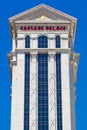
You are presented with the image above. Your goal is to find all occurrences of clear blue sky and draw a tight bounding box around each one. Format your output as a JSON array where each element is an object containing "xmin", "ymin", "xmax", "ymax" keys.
[{"xmin": 0, "ymin": 0, "xmax": 87, "ymax": 130}]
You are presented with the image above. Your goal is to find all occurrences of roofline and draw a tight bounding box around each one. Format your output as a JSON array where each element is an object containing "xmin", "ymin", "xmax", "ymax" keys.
[
  {"xmin": 9, "ymin": 4, "xmax": 77, "ymax": 22},
  {"xmin": 14, "ymin": 20, "xmax": 71, "ymax": 24}
]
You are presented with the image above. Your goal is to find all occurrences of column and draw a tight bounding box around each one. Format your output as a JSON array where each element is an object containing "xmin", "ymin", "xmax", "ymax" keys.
[
  {"xmin": 48, "ymin": 35, "xmax": 55, "ymax": 48},
  {"xmin": 17, "ymin": 37, "xmax": 25, "ymax": 49},
  {"xmin": 61, "ymin": 53, "xmax": 71, "ymax": 130},
  {"xmin": 30, "ymin": 34, "xmax": 38, "ymax": 48},
  {"xmin": 61, "ymin": 34, "xmax": 69, "ymax": 48},
  {"xmin": 30, "ymin": 52, "xmax": 38, "ymax": 130},
  {"xmin": 48, "ymin": 51, "xmax": 57, "ymax": 130},
  {"xmin": 12, "ymin": 33, "xmax": 16, "ymax": 52},
  {"xmin": 69, "ymin": 60, "xmax": 76, "ymax": 130}
]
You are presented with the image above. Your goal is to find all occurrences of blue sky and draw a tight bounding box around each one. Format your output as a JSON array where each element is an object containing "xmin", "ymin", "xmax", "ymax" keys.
[{"xmin": 0, "ymin": 0, "xmax": 87, "ymax": 130}]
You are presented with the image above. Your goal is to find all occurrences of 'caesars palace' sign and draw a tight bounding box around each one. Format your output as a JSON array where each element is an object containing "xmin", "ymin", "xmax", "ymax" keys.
[{"xmin": 20, "ymin": 26, "xmax": 66, "ymax": 31}]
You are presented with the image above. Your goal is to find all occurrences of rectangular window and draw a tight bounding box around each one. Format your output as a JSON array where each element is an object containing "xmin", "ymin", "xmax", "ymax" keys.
[
  {"xmin": 24, "ymin": 54, "xmax": 30, "ymax": 130},
  {"xmin": 38, "ymin": 54, "xmax": 48, "ymax": 130},
  {"xmin": 56, "ymin": 54, "xmax": 62, "ymax": 130}
]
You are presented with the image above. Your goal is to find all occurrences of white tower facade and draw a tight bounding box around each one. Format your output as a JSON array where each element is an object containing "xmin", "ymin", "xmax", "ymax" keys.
[{"xmin": 8, "ymin": 4, "xmax": 79, "ymax": 130}]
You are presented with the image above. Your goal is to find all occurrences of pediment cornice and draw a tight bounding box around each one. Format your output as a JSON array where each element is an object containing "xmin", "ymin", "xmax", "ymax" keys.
[{"xmin": 9, "ymin": 4, "xmax": 77, "ymax": 22}]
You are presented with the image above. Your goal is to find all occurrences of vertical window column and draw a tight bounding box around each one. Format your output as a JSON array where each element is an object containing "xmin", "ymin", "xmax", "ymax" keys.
[
  {"xmin": 56, "ymin": 54, "xmax": 62, "ymax": 130},
  {"xmin": 56, "ymin": 36, "xmax": 60, "ymax": 48},
  {"xmin": 25, "ymin": 36, "xmax": 30, "ymax": 48},
  {"xmin": 24, "ymin": 54, "xmax": 30, "ymax": 130},
  {"xmin": 38, "ymin": 36, "xmax": 48, "ymax": 48},
  {"xmin": 38, "ymin": 54, "xmax": 48, "ymax": 130}
]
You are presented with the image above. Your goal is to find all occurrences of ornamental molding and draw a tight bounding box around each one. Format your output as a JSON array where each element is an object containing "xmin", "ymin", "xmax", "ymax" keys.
[
  {"xmin": 30, "ymin": 52, "xmax": 38, "ymax": 62},
  {"xmin": 31, "ymin": 73, "xmax": 37, "ymax": 85},
  {"xmin": 9, "ymin": 4, "xmax": 77, "ymax": 22},
  {"xmin": 12, "ymin": 32, "xmax": 16, "ymax": 38},
  {"xmin": 31, "ymin": 88, "xmax": 37, "ymax": 97},
  {"xmin": 49, "ymin": 73, "xmax": 55, "ymax": 80},
  {"xmin": 30, "ymin": 119, "xmax": 37, "ymax": 127},
  {"xmin": 50, "ymin": 119, "xmax": 56, "ymax": 126},
  {"xmin": 48, "ymin": 51, "xmax": 56, "ymax": 62}
]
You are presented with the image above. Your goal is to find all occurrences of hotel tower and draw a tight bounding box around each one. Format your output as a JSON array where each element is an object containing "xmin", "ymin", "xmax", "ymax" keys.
[{"xmin": 8, "ymin": 4, "xmax": 79, "ymax": 130}]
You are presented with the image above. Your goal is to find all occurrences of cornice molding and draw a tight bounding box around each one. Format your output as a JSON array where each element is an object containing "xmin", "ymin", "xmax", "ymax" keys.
[
  {"xmin": 15, "ymin": 48, "xmax": 71, "ymax": 54},
  {"xmin": 9, "ymin": 4, "xmax": 77, "ymax": 22}
]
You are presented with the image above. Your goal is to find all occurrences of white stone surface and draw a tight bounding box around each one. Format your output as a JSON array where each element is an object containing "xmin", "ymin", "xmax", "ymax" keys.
[
  {"xmin": 61, "ymin": 53, "xmax": 72, "ymax": 130},
  {"xmin": 48, "ymin": 38, "xmax": 55, "ymax": 48},
  {"xmin": 30, "ymin": 52, "xmax": 38, "ymax": 130},
  {"xmin": 12, "ymin": 38, "xmax": 16, "ymax": 51},
  {"xmin": 17, "ymin": 38, "xmax": 25, "ymax": 49},
  {"xmin": 61, "ymin": 39, "xmax": 68, "ymax": 48},
  {"xmin": 11, "ymin": 53, "xmax": 25, "ymax": 130},
  {"xmin": 48, "ymin": 52, "xmax": 57, "ymax": 130},
  {"xmin": 69, "ymin": 63, "xmax": 76, "ymax": 130},
  {"xmin": 30, "ymin": 38, "xmax": 38, "ymax": 48},
  {"xmin": 61, "ymin": 34, "xmax": 69, "ymax": 48}
]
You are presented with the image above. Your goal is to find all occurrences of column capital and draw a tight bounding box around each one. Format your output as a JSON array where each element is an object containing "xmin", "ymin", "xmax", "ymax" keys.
[
  {"xmin": 48, "ymin": 51, "xmax": 56, "ymax": 62},
  {"xmin": 30, "ymin": 51, "xmax": 38, "ymax": 62}
]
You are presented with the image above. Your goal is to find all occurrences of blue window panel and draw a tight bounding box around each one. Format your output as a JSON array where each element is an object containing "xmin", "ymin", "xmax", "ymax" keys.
[
  {"xmin": 24, "ymin": 54, "xmax": 30, "ymax": 130},
  {"xmin": 38, "ymin": 36, "xmax": 48, "ymax": 48},
  {"xmin": 56, "ymin": 36, "xmax": 60, "ymax": 48},
  {"xmin": 56, "ymin": 54, "xmax": 62, "ymax": 130},
  {"xmin": 25, "ymin": 36, "xmax": 30, "ymax": 48},
  {"xmin": 38, "ymin": 54, "xmax": 48, "ymax": 130}
]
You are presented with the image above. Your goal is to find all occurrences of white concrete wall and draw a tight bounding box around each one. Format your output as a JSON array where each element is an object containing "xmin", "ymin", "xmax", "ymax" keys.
[
  {"xmin": 61, "ymin": 53, "xmax": 71, "ymax": 130},
  {"xmin": 69, "ymin": 63, "xmax": 76, "ymax": 130},
  {"xmin": 11, "ymin": 53, "xmax": 25, "ymax": 130}
]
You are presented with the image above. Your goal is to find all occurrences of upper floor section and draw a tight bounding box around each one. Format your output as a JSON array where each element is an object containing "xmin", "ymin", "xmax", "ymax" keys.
[
  {"xmin": 8, "ymin": 4, "xmax": 77, "ymax": 52},
  {"xmin": 8, "ymin": 4, "xmax": 80, "ymax": 83}
]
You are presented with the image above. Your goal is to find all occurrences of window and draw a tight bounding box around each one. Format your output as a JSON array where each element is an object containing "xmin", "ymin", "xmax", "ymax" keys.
[
  {"xmin": 24, "ymin": 54, "xmax": 30, "ymax": 130},
  {"xmin": 25, "ymin": 36, "xmax": 30, "ymax": 48},
  {"xmin": 56, "ymin": 36, "xmax": 60, "ymax": 48},
  {"xmin": 56, "ymin": 54, "xmax": 62, "ymax": 130},
  {"xmin": 38, "ymin": 36, "xmax": 48, "ymax": 48},
  {"xmin": 38, "ymin": 54, "xmax": 48, "ymax": 130}
]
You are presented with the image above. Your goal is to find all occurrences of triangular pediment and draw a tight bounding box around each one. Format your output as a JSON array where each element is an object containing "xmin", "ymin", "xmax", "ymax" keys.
[{"xmin": 9, "ymin": 4, "xmax": 77, "ymax": 23}]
